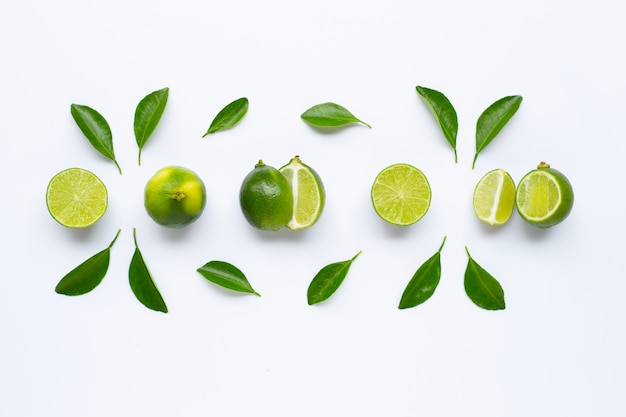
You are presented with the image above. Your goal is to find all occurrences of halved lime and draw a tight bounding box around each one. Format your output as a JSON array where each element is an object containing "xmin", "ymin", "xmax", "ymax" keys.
[
  {"xmin": 46, "ymin": 168, "xmax": 108, "ymax": 228},
  {"xmin": 371, "ymin": 163, "xmax": 431, "ymax": 226},
  {"xmin": 515, "ymin": 162, "xmax": 574, "ymax": 229},
  {"xmin": 472, "ymin": 168, "xmax": 515, "ymax": 226},
  {"xmin": 279, "ymin": 155, "xmax": 325, "ymax": 230}
]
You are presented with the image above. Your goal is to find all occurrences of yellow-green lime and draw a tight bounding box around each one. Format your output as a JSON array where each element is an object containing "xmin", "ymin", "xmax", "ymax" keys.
[
  {"xmin": 144, "ymin": 166, "xmax": 206, "ymax": 228},
  {"xmin": 371, "ymin": 163, "xmax": 431, "ymax": 226},
  {"xmin": 46, "ymin": 167, "xmax": 108, "ymax": 228},
  {"xmin": 239, "ymin": 160, "xmax": 293, "ymax": 231},
  {"xmin": 279, "ymin": 155, "xmax": 325, "ymax": 230},
  {"xmin": 515, "ymin": 162, "xmax": 574, "ymax": 229},
  {"xmin": 473, "ymin": 168, "xmax": 516, "ymax": 226}
]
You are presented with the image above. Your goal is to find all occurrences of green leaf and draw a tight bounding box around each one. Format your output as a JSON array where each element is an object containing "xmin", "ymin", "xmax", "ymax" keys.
[
  {"xmin": 301, "ymin": 102, "xmax": 371, "ymax": 128},
  {"xmin": 416, "ymin": 86, "xmax": 458, "ymax": 163},
  {"xmin": 473, "ymin": 95, "xmax": 523, "ymax": 169},
  {"xmin": 134, "ymin": 87, "xmax": 169, "ymax": 165},
  {"xmin": 70, "ymin": 103, "xmax": 122, "ymax": 174},
  {"xmin": 307, "ymin": 251, "xmax": 361, "ymax": 305},
  {"xmin": 202, "ymin": 97, "xmax": 249, "ymax": 136},
  {"xmin": 129, "ymin": 228, "xmax": 168, "ymax": 313},
  {"xmin": 464, "ymin": 247, "xmax": 505, "ymax": 310},
  {"xmin": 55, "ymin": 229, "xmax": 121, "ymax": 296},
  {"xmin": 197, "ymin": 260, "xmax": 260, "ymax": 296},
  {"xmin": 398, "ymin": 236, "xmax": 446, "ymax": 309}
]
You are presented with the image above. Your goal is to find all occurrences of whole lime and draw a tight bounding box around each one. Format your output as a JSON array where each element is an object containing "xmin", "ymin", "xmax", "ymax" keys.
[
  {"xmin": 239, "ymin": 160, "xmax": 293, "ymax": 231},
  {"xmin": 144, "ymin": 166, "xmax": 206, "ymax": 228}
]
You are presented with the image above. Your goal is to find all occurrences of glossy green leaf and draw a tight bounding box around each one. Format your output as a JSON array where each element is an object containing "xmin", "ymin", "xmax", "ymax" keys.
[
  {"xmin": 70, "ymin": 103, "xmax": 121, "ymax": 174},
  {"xmin": 301, "ymin": 102, "xmax": 371, "ymax": 128},
  {"xmin": 473, "ymin": 95, "xmax": 523, "ymax": 169},
  {"xmin": 416, "ymin": 86, "xmax": 458, "ymax": 163},
  {"xmin": 307, "ymin": 251, "xmax": 361, "ymax": 305},
  {"xmin": 464, "ymin": 247, "xmax": 505, "ymax": 310},
  {"xmin": 55, "ymin": 229, "xmax": 121, "ymax": 296},
  {"xmin": 398, "ymin": 236, "xmax": 446, "ymax": 309},
  {"xmin": 129, "ymin": 228, "xmax": 168, "ymax": 313},
  {"xmin": 202, "ymin": 97, "xmax": 249, "ymax": 136},
  {"xmin": 197, "ymin": 260, "xmax": 260, "ymax": 296},
  {"xmin": 134, "ymin": 87, "xmax": 169, "ymax": 165}
]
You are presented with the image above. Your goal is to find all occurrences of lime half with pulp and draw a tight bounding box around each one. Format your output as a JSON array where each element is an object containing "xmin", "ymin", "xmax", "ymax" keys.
[
  {"xmin": 46, "ymin": 168, "xmax": 108, "ymax": 228},
  {"xmin": 515, "ymin": 162, "xmax": 574, "ymax": 228},
  {"xmin": 371, "ymin": 163, "xmax": 431, "ymax": 226},
  {"xmin": 473, "ymin": 168, "xmax": 515, "ymax": 226},
  {"xmin": 279, "ymin": 155, "xmax": 325, "ymax": 230}
]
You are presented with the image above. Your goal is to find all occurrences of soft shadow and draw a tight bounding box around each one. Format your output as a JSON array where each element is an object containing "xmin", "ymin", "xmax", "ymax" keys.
[
  {"xmin": 475, "ymin": 221, "xmax": 511, "ymax": 237},
  {"xmin": 375, "ymin": 217, "xmax": 421, "ymax": 239},
  {"xmin": 64, "ymin": 223, "xmax": 102, "ymax": 245},
  {"xmin": 155, "ymin": 223, "xmax": 198, "ymax": 243},
  {"xmin": 250, "ymin": 227, "xmax": 309, "ymax": 244},
  {"xmin": 305, "ymin": 124, "xmax": 367, "ymax": 136},
  {"xmin": 520, "ymin": 223, "xmax": 554, "ymax": 241}
]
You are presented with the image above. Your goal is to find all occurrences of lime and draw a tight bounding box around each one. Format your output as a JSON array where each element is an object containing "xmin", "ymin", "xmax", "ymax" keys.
[
  {"xmin": 472, "ymin": 168, "xmax": 515, "ymax": 226},
  {"xmin": 279, "ymin": 155, "xmax": 325, "ymax": 230},
  {"xmin": 515, "ymin": 162, "xmax": 574, "ymax": 228},
  {"xmin": 371, "ymin": 163, "xmax": 431, "ymax": 226},
  {"xmin": 144, "ymin": 166, "xmax": 206, "ymax": 228},
  {"xmin": 239, "ymin": 160, "xmax": 293, "ymax": 231},
  {"xmin": 46, "ymin": 168, "xmax": 108, "ymax": 228}
]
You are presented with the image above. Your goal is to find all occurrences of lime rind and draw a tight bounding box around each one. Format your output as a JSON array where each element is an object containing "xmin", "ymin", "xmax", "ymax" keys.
[
  {"xmin": 371, "ymin": 163, "xmax": 431, "ymax": 226},
  {"xmin": 240, "ymin": 162, "xmax": 294, "ymax": 231},
  {"xmin": 46, "ymin": 168, "xmax": 108, "ymax": 228}
]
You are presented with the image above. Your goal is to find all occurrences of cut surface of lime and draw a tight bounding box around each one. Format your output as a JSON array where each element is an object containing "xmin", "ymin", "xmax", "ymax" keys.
[
  {"xmin": 473, "ymin": 168, "xmax": 515, "ymax": 226},
  {"xmin": 279, "ymin": 156, "xmax": 325, "ymax": 230},
  {"xmin": 46, "ymin": 168, "xmax": 108, "ymax": 228},
  {"xmin": 515, "ymin": 162, "xmax": 574, "ymax": 229},
  {"xmin": 371, "ymin": 163, "xmax": 431, "ymax": 226}
]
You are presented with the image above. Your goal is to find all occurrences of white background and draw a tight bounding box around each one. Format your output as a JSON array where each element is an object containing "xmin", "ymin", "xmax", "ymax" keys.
[{"xmin": 2, "ymin": 0, "xmax": 625, "ymax": 415}]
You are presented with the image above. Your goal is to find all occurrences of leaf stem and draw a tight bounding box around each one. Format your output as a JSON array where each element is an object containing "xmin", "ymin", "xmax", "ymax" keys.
[
  {"xmin": 471, "ymin": 153, "xmax": 478, "ymax": 169},
  {"xmin": 114, "ymin": 159, "xmax": 122, "ymax": 174},
  {"xmin": 108, "ymin": 229, "xmax": 122, "ymax": 249},
  {"xmin": 352, "ymin": 250, "xmax": 363, "ymax": 261},
  {"xmin": 465, "ymin": 246, "xmax": 471, "ymax": 257},
  {"xmin": 438, "ymin": 236, "xmax": 447, "ymax": 253},
  {"xmin": 133, "ymin": 227, "xmax": 138, "ymax": 248}
]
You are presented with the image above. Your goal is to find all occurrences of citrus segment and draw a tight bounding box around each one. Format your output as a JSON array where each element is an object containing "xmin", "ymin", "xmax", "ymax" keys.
[
  {"xmin": 46, "ymin": 168, "xmax": 108, "ymax": 228},
  {"xmin": 472, "ymin": 168, "xmax": 515, "ymax": 226},
  {"xmin": 515, "ymin": 162, "xmax": 574, "ymax": 229},
  {"xmin": 371, "ymin": 163, "xmax": 431, "ymax": 226},
  {"xmin": 279, "ymin": 156, "xmax": 325, "ymax": 230}
]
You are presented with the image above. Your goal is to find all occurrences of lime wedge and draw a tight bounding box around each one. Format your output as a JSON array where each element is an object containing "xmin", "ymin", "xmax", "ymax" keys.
[
  {"xmin": 515, "ymin": 162, "xmax": 574, "ymax": 228},
  {"xmin": 46, "ymin": 168, "xmax": 108, "ymax": 228},
  {"xmin": 371, "ymin": 163, "xmax": 431, "ymax": 226},
  {"xmin": 279, "ymin": 156, "xmax": 325, "ymax": 230},
  {"xmin": 472, "ymin": 168, "xmax": 515, "ymax": 226}
]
